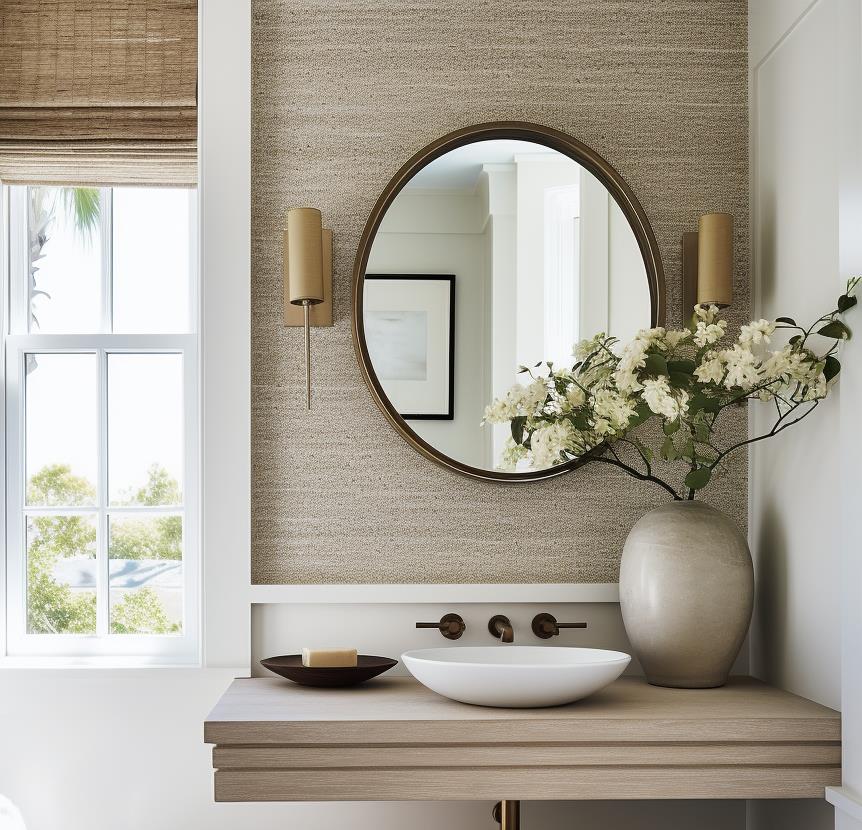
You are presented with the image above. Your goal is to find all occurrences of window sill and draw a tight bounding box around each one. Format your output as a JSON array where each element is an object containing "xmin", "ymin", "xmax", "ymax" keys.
[{"xmin": 0, "ymin": 655, "xmax": 204, "ymax": 671}]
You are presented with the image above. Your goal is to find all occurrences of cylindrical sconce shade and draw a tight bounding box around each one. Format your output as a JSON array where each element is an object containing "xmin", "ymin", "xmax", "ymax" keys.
[
  {"xmin": 697, "ymin": 212, "xmax": 733, "ymax": 307},
  {"xmin": 286, "ymin": 207, "xmax": 324, "ymax": 305}
]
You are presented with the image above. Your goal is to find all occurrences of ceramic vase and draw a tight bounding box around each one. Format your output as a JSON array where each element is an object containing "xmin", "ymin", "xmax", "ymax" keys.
[{"xmin": 619, "ymin": 500, "xmax": 753, "ymax": 688}]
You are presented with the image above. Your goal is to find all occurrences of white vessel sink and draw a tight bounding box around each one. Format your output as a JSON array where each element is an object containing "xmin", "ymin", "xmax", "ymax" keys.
[{"xmin": 401, "ymin": 646, "xmax": 630, "ymax": 708}]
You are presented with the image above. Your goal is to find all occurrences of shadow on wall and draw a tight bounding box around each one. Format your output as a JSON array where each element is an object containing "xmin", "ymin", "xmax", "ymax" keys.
[
  {"xmin": 759, "ymin": 180, "xmax": 776, "ymax": 301},
  {"xmin": 528, "ymin": 799, "xmax": 743, "ymax": 829},
  {"xmin": 752, "ymin": 498, "xmax": 788, "ymax": 685},
  {"xmin": 747, "ymin": 798, "xmax": 835, "ymax": 830}
]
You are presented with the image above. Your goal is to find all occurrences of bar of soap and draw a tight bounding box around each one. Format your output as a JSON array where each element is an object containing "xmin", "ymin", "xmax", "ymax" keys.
[{"xmin": 301, "ymin": 648, "xmax": 358, "ymax": 668}]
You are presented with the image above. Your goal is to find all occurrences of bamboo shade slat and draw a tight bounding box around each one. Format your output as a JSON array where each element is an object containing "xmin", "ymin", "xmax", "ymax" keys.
[{"xmin": 0, "ymin": 1, "xmax": 197, "ymax": 185}]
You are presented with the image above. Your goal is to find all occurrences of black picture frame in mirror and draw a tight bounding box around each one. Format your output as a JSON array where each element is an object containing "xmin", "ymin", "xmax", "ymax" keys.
[{"xmin": 364, "ymin": 274, "xmax": 455, "ymax": 421}]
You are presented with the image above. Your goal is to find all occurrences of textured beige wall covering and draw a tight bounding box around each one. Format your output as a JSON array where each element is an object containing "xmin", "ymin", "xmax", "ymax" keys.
[{"xmin": 251, "ymin": 0, "xmax": 750, "ymax": 584}]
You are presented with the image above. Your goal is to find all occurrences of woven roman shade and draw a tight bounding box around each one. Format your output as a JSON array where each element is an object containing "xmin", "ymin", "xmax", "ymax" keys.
[{"xmin": 0, "ymin": 1, "xmax": 197, "ymax": 186}]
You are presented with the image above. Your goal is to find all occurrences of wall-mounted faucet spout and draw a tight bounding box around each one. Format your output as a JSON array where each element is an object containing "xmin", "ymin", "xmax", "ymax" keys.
[{"xmin": 488, "ymin": 615, "xmax": 514, "ymax": 643}]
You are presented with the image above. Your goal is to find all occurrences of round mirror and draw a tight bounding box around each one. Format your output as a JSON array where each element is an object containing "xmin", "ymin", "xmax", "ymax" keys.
[{"xmin": 353, "ymin": 123, "xmax": 665, "ymax": 481}]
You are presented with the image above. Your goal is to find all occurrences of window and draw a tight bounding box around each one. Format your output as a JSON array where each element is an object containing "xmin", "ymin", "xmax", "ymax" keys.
[{"xmin": 2, "ymin": 185, "xmax": 198, "ymax": 662}]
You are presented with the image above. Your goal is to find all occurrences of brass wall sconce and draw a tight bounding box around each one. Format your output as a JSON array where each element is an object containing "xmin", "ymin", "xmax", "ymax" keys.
[
  {"xmin": 283, "ymin": 207, "xmax": 334, "ymax": 409},
  {"xmin": 682, "ymin": 212, "xmax": 734, "ymax": 322}
]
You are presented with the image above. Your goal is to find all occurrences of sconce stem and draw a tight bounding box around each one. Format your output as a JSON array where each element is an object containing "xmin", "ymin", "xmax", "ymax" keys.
[{"xmin": 304, "ymin": 300, "xmax": 312, "ymax": 410}]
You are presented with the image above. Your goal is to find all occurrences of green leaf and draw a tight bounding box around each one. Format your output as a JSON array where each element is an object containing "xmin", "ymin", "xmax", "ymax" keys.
[
  {"xmin": 663, "ymin": 419, "xmax": 680, "ymax": 436},
  {"xmin": 572, "ymin": 411, "xmax": 591, "ymax": 431},
  {"xmin": 694, "ymin": 423, "xmax": 711, "ymax": 443},
  {"xmin": 838, "ymin": 294, "xmax": 858, "ymax": 313},
  {"xmin": 691, "ymin": 394, "xmax": 721, "ymax": 414},
  {"xmin": 510, "ymin": 416, "xmax": 527, "ymax": 444},
  {"xmin": 817, "ymin": 320, "xmax": 852, "ymax": 340},
  {"xmin": 680, "ymin": 439, "xmax": 696, "ymax": 462},
  {"xmin": 627, "ymin": 402, "xmax": 653, "ymax": 428},
  {"xmin": 644, "ymin": 353, "xmax": 668, "ymax": 376},
  {"xmin": 631, "ymin": 438, "xmax": 654, "ymax": 464},
  {"xmin": 789, "ymin": 334, "xmax": 802, "ymax": 345},
  {"xmin": 824, "ymin": 355, "xmax": 841, "ymax": 381},
  {"xmin": 687, "ymin": 393, "xmax": 707, "ymax": 416},
  {"xmin": 667, "ymin": 359, "xmax": 697, "ymax": 375},
  {"xmin": 661, "ymin": 436, "xmax": 678, "ymax": 462},
  {"xmin": 684, "ymin": 466, "xmax": 712, "ymax": 491},
  {"xmin": 669, "ymin": 371, "xmax": 692, "ymax": 390},
  {"xmin": 775, "ymin": 316, "xmax": 796, "ymax": 325}
]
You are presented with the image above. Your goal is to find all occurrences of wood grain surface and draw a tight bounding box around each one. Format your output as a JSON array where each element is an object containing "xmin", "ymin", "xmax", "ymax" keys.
[{"xmin": 205, "ymin": 676, "xmax": 840, "ymax": 801}]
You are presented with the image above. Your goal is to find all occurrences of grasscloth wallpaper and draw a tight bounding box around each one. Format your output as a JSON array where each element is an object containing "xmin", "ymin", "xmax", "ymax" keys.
[{"xmin": 251, "ymin": 0, "xmax": 749, "ymax": 584}]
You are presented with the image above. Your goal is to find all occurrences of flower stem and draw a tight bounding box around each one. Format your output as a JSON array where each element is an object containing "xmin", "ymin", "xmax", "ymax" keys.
[{"xmin": 591, "ymin": 455, "xmax": 681, "ymax": 500}]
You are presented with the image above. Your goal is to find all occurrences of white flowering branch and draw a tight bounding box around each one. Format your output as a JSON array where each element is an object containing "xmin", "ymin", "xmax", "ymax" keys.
[{"xmin": 483, "ymin": 278, "xmax": 859, "ymax": 499}]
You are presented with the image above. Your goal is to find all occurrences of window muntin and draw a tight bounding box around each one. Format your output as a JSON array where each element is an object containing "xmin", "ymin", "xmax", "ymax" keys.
[{"xmin": 3, "ymin": 185, "xmax": 199, "ymax": 661}]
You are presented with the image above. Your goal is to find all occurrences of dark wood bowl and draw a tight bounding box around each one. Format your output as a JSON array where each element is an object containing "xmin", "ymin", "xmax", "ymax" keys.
[{"xmin": 260, "ymin": 655, "xmax": 398, "ymax": 688}]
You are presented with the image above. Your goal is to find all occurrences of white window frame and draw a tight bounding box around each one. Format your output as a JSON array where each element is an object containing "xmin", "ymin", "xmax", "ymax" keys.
[{"xmin": 1, "ymin": 184, "xmax": 200, "ymax": 664}]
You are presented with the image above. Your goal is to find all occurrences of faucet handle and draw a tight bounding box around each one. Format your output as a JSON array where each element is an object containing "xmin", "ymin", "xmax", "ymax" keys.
[
  {"xmin": 416, "ymin": 613, "xmax": 466, "ymax": 640},
  {"xmin": 532, "ymin": 612, "xmax": 587, "ymax": 639}
]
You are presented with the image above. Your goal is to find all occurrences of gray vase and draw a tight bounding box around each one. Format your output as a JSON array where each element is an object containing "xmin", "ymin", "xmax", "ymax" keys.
[{"xmin": 619, "ymin": 500, "xmax": 753, "ymax": 688}]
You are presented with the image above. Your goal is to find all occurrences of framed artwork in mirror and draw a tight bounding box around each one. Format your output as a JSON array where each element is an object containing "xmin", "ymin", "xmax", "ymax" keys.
[{"xmin": 363, "ymin": 274, "xmax": 455, "ymax": 420}]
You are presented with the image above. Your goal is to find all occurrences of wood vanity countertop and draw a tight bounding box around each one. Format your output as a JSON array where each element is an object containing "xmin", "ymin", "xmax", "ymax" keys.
[{"xmin": 204, "ymin": 676, "xmax": 840, "ymax": 802}]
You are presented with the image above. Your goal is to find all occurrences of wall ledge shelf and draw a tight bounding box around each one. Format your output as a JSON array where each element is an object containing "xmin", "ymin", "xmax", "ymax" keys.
[
  {"xmin": 248, "ymin": 583, "xmax": 620, "ymax": 604},
  {"xmin": 205, "ymin": 675, "xmax": 840, "ymax": 802}
]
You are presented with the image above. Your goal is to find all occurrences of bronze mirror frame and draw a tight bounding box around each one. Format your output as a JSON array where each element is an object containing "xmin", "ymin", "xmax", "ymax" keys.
[{"xmin": 352, "ymin": 121, "xmax": 666, "ymax": 483}]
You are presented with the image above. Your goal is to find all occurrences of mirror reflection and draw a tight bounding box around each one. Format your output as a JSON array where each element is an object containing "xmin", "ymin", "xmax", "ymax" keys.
[{"xmin": 363, "ymin": 138, "xmax": 652, "ymax": 473}]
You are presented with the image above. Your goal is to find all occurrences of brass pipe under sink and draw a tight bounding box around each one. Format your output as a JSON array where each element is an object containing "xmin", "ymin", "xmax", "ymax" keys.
[{"xmin": 492, "ymin": 800, "xmax": 521, "ymax": 829}]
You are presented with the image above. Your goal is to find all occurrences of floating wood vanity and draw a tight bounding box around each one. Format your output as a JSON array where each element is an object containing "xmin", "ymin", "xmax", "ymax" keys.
[{"xmin": 205, "ymin": 676, "xmax": 840, "ymax": 806}]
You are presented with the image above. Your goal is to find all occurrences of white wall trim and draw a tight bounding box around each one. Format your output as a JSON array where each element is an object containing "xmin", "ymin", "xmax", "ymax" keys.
[
  {"xmin": 837, "ymin": 0, "xmax": 862, "ymax": 811},
  {"xmin": 752, "ymin": 0, "xmax": 822, "ymax": 72},
  {"xmin": 199, "ymin": 0, "xmax": 252, "ymax": 669},
  {"xmin": 250, "ymin": 583, "xmax": 619, "ymax": 604},
  {"xmin": 827, "ymin": 788, "xmax": 862, "ymax": 824}
]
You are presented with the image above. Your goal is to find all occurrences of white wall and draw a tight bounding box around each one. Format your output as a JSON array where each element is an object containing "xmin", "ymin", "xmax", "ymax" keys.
[
  {"xmin": 749, "ymin": 0, "xmax": 842, "ymax": 711},
  {"xmin": 369, "ymin": 190, "xmax": 490, "ymax": 469},
  {"xmin": 608, "ymin": 199, "xmax": 651, "ymax": 343},
  {"xmin": 748, "ymin": 0, "xmax": 862, "ymax": 827}
]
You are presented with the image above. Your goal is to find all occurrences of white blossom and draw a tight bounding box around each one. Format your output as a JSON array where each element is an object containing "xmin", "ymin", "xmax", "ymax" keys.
[
  {"xmin": 694, "ymin": 304, "xmax": 721, "ymax": 324},
  {"xmin": 530, "ymin": 422, "xmax": 576, "ymax": 468},
  {"xmin": 642, "ymin": 377, "xmax": 684, "ymax": 420},
  {"xmin": 564, "ymin": 383, "xmax": 586, "ymax": 409},
  {"xmin": 739, "ymin": 319, "xmax": 776, "ymax": 345},
  {"xmin": 694, "ymin": 319, "xmax": 728, "ymax": 348},
  {"xmin": 721, "ymin": 344, "xmax": 759, "ymax": 390},
  {"xmin": 497, "ymin": 437, "xmax": 529, "ymax": 472},
  {"xmin": 613, "ymin": 335, "xmax": 652, "ymax": 393},
  {"xmin": 761, "ymin": 346, "xmax": 793, "ymax": 379},
  {"xmin": 574, "ymin": 333, "xmax": 606, "ymax": 360},
  {"xmin": 593, "ymin": 389, "xmax": 637, "ymax": 431},
  {"xmin": 665, "ymin": 329, "xmax": 691, "ymax": 350},
  {"xmin": 694, "ymin": 351, "xmax": 725, "ymax": 384}
]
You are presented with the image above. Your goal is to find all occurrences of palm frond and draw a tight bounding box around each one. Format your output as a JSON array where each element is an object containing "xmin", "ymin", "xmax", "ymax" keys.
[{"xmin": 60, "ymin": 187, "xmax": 101, "ymax": 241}]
